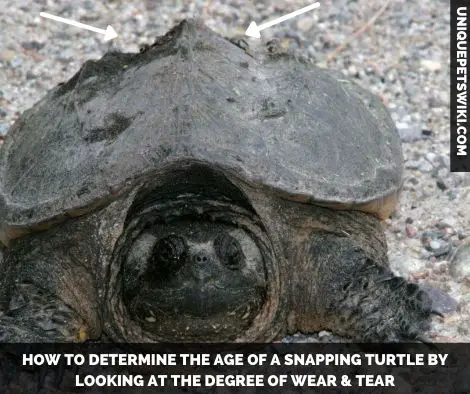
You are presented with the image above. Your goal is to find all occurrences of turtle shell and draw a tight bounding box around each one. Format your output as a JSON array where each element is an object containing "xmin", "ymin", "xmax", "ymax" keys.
[{"xmin": 0, "ymin": 19, "xmax": 402, "ymax": 244}]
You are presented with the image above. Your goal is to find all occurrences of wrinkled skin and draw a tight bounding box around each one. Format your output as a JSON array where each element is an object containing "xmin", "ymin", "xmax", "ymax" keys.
[{"xmin": 0, "ymin": 163, "xmax": 431, "ymax": 343}]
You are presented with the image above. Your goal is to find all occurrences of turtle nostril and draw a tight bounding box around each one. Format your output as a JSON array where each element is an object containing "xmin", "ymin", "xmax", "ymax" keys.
[{"xmin": 194, "ymin": 254, "xmax": 208, "ymax": 263}]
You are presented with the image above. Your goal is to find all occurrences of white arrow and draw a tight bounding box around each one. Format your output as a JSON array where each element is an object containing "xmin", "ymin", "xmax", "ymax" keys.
[
  {"xmin": 40, "ymin": 11, "xmax": 118, "ymax": 42},
  {"xmin": 245, "ymin": 2, "xmax": 320, "ymax": 38}
]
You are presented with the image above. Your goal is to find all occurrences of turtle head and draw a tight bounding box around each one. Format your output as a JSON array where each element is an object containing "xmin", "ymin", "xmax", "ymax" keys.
[
  {"xmin": 119, "ymin": 221, "xmax": 266, "ymax": 341},
  {"xmin": 105, "ymin": 163, "xmax": 278, "ymax": 342}
]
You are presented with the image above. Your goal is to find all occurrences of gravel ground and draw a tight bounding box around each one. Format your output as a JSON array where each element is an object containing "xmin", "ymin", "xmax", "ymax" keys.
[{"xmin": 0, "ymin": 0, "xmax": 468, "ymax": 342}]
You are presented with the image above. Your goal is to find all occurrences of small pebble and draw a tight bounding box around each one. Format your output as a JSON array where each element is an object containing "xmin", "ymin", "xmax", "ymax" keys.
[
  {"xmin": 425, "ymin": 152, "xmax": 437, "ymax": 164},
  {"xmin": 436, "ymin": 178, "xmax": 448, "ymax": 190},
  {"xmin": 428, "ymin": 91, "xmax": 448, "ymax": 108},
  {"xmin": 421, "ymin": 129, "xmax": 433, "ymax": 136},
  {"xmin": 0, "ymin": 50, "xmax": 16, "ymax": 63},
  {"xmin": 420, "ymin": 283, "xmax": 458, "ymax": 314},
  {"xmin": 405, "ymin": 160, "xmax": 421, "ymax": 170},
  {"xmin": 21, "ymin": 41, "xmax": 45, "ymax": 51},
  {"xmin": 420, "ymin": 59, "xmax": 442, "ymax": 72},
  {"xmin": 9, "ymin": 56, "xmax": 23, "ymax": 68},
  {"xmin": 419, "ymin": 159, "xmax": 434, "ymax": 173},
  {"xmin": 396, "ymin": 123, "xmax": 424, "ymax": 142},
  {"xmin": 436, "ymin": 220, "xmax": 456, "ymax": 231},
  {"xmin": 447, "ymin": 190, "xmax": 458, "ymax": 200},
  {"xmin": 296, "ymin": 17, "xmax": 315, "ymax": 32},
  {"xmin": 449, "ymin": 243, "xmax": 470, "ymax": 281},
  {"xmin": 59, "ymin": 49, "xmax": 74, "ymax": 62},
  {"xmin": 406, "ymin": 224, "xmax": 417, "ymax": 238},
  {"xmin": 436, "ymin": 173, "xmax": 463, "ymax": 190},
  {"xmin": 0, "ymin": 124, "xmax": 8, "ymax": 137},
  {"xmin": 422, "ymin": 231, "xmax": 451, "ymax": 257},
  {"xmin": 389, "ymin": 254, "xmax": 426, "ymax": 277},
  {"xmin": 429, "ymin": 240, "xmax": 451, "ymax": 257},
  {"xmin": 458, "ymin": 231, "xmax": 470, "ymax": 241},
  {"xmin": 433, "ymin": 261, "xmax": 448, "ymax": 274}
]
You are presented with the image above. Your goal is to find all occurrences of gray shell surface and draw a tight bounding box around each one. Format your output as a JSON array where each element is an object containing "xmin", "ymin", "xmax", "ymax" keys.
[{"xmin": 0, "ymin": 19, "xmax": 402, "ymax": 238}]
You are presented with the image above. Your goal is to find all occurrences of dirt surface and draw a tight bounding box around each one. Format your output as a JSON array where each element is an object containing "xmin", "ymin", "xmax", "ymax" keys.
[{"xmin": 0, "ymin": 0, "xmax": 468, "ymax": 341}]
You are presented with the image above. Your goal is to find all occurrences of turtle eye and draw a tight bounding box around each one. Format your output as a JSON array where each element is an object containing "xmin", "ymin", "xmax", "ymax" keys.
[
  {"xmin": 151, "ymin": 234, "xmax": 187, "ymax": 275},
  {"xmin": 214, "ymin": 233, "xmax": 245, "ymax": 270}
]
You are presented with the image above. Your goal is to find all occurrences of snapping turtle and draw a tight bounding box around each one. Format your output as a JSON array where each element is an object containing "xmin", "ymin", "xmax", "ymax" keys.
[{"xmin": 0, "ymin": 19, "xmax": 432, "ymax": 342}]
